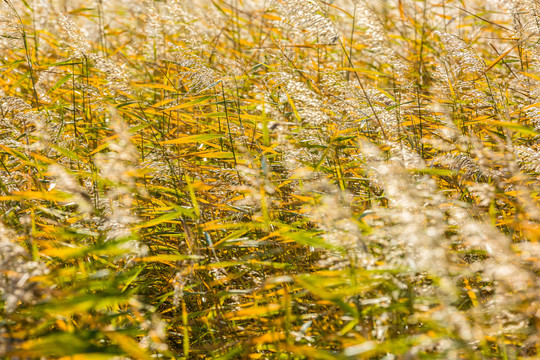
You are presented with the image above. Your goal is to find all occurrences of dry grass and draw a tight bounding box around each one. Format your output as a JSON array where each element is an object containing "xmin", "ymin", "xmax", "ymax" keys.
[{"xmin": 0, "ymin": 0, "xmax": 539, "ymax": 359}]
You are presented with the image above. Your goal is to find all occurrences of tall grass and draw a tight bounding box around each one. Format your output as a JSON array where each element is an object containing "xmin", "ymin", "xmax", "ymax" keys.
[{"xmin": 0, "ymin": 0, "xmax": 539, "ymax": 358}]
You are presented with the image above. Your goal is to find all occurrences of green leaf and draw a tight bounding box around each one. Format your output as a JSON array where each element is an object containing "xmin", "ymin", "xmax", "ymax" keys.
[
  {"xmin": 15, "ymin": 331, "xmax": 104, "ymax": 357},
  {"xmin": 135, "ymin": 207, "xmax": 196, "ymax": 229},
  {"xmin": 487, "ymin": 121, "xmax": 540, "ymax": 136},
  {"xmin": 161, "ymin": 95, "xmax": 213, "ymax": 112},
  {"xmin": 281, "ymin": 230, "xmax": 341, "ymax": 250},
  {"xmin": 50, "ymin": 144, "xmax": 87, "ymax": 162},
  {"xmin": 46, "ymin": 74, "xmax": 72, "ymax": 95}
]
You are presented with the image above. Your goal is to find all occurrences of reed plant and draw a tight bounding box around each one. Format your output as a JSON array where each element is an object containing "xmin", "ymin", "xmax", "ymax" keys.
[{"xmin": 0, "ymin": 0, "xmax": 539, "ymax": 358}]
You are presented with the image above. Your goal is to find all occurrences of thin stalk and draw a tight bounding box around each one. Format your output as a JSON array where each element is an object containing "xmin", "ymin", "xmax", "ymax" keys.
[
  {"xmin": 6, "ymin": 0, "xmax": 39, "ymax": 112},
  {"xmin": 220, "ymin": 81, "xmax": 242, "ymax": 184},
  {"xmin": 339, "ymin": 40, "xmax": 388, "ymax": 140}
]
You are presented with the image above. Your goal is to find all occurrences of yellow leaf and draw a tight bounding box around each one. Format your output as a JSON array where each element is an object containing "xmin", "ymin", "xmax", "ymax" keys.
[
  {"xmin": 160, "ymin": 134, "xmax": 223, "ymax": 145},
  {"xmin": 225, "ymin": 303, "xmax": 281, "ymax": 320}
]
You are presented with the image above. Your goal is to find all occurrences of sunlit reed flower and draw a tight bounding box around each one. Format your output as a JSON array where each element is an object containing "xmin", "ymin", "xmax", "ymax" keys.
[
  {"xmin": 59, "ymin": 14, "xmax": 131, "ymax": 93},
  {"xmin": 273, "ymin": 0, "xmax": 339, "ymax": 44},
  {"xmin": 169, "ymin": 43, "xmax": 220, "ymax": 93},
  {"xmin": 0, "ymin": 0, "xmax": 23, "ymax": 49},
  {"xmin": 0, "ymin": 224, "xmax": 48, "ymax": 313}
]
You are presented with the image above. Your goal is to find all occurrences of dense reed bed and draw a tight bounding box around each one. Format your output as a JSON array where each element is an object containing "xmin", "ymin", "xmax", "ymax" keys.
[{"xmin": 0, "ymin": 0, "xmax": 539, "ymax": 358}]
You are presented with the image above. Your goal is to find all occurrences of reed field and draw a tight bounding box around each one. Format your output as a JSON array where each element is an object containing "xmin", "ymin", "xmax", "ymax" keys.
[{"xmin": 1, "ymin": 0, "xmax": 539, "ymax": 358}]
